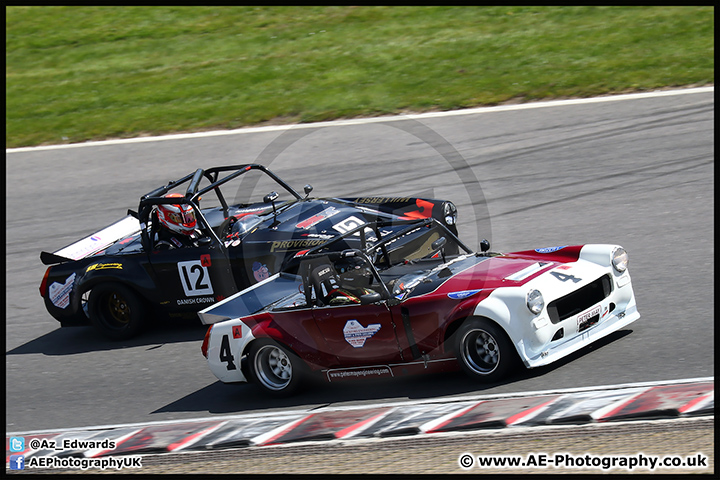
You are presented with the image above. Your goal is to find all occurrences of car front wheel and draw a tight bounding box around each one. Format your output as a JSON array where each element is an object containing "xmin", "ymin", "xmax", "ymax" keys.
[
  {"xmin": 88, "ymin": 283, "xmax": 146, "ymax": 340},
  {"xmin": 455, "ymin": 318, "xmax": 515, "ymax": 383},
  {"xmin": 248, "ymin": 339, "xmax": 305, "ymax": 396}
]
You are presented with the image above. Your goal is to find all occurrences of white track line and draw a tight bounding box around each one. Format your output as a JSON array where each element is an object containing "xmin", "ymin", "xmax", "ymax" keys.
[{"xmin": 6, "ymin": 86, "xmax": 713, "ymax": 154}]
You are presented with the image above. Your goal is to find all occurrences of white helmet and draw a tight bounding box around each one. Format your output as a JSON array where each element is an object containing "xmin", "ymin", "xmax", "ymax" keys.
[{"xmin": 156, "ymin": 193, "xmax": 196, "ymax": 236}]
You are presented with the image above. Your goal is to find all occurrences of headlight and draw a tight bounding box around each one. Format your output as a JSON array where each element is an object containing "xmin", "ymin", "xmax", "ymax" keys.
[
  {"xmin": 526, "ymin": 289, "xmax": 544, "ymax": 315},
  {"xmin": 612, "ymin": 247, "xmax": 628, "ymax": 273},
  {"xmin": 443, "ymin": 202, "xmax": 457, "ymax": 226}
]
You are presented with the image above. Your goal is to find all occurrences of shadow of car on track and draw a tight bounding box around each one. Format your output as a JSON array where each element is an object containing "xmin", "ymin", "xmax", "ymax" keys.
[
  {"xmin": 153, "ymin": 329, "xmax": 634, "ymax": 416},
  {"xmin": 6, "ymin": 320, "xmax": 208, "ymax": 356}
]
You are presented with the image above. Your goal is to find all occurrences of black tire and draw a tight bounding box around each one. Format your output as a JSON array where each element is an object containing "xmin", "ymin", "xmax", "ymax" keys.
[
  {"xmin": 247, "ymin": 339, "xmax": 305, "ymax": 396},
  {"xmin": 88, "ymin": 283, "xmax": 146, "ymax": 340},
  {"xmin": 454, "ymin": 318, "xmax": 515, "ymax": 383}
]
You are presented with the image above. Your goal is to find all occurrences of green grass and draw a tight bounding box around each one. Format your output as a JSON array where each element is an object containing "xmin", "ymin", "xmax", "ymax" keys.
[{"xmin": 5, "ymin": 6, "xmax": 714, "ymax": 148}]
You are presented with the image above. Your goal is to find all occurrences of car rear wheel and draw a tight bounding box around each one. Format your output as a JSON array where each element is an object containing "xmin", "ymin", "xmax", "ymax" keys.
[
  {"xmin": 455, "ymin": 318, "xmax": 515, "ymax": 383},
  {"xmin": 248, "ymin": 339, "xmax": 304, "ymax": 396},
  {"xmin": 88, "ymin": 283, "xmax": 146, "ymax": 340}
]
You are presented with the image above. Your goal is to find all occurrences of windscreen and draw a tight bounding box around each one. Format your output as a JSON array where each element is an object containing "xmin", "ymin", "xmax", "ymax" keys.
[{"xmin": 368, "ymin": 222, "xmax": 462, "ymax": 268}]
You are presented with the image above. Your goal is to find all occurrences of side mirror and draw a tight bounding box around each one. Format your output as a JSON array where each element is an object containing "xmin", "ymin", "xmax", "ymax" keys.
[
  {"xmin": 431, "ymin": 237, "xmax": 447, "ymax": 251},
  {"xmin": 264, "ymin": 191, "xmax": 279, "ymax": 203},
  {"xmin": 304, "ymin": 184, "xmax": 313, "ymax": 197},
  {"xmin": 480, "ymin": 239, "xmax": 490, "ymax": 252},
  {"xmin": 360, "ymin": 293, "xmax": 382, "ymax": 305},
  {"xmin": 340, "ymin": 248, "xmax": 361, "ymax": 258},
  {"xmin": 431, "ymin": 236, "xmax": 447, "ymax": 262},
  {"xmin": 264, "ymin": 191, "xmax": 279, "ymax": 220}
]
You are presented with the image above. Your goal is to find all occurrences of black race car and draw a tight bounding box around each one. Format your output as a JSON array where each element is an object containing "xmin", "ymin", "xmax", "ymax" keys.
[{"xmin": 39, "ymin": 164, "xmax": 459, "ymax": 340}]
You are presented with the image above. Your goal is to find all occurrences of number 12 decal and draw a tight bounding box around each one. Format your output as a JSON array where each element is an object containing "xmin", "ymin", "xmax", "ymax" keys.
[{"xmin": 178, "ymin": 259, "xmax": 214, "ymax": 296}]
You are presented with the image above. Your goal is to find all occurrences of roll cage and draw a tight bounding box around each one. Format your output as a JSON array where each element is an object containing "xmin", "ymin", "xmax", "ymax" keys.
[
  {"xmin": 199, "ymin": 217, "xmax": 478, "ymax": 324},
  {"xmin": 284, "ymin": 217, "xmax": 476, "ymax": 304},
  {"xmin": 133, "ymin": 164, "xmax": 303, "ymax": 253},
  {"xmin": 292, "ymin": 217, "xmax": 473, "ymax": 267}
]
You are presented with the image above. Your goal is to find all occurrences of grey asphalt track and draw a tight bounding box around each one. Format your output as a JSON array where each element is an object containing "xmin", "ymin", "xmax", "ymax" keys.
[{"xmin": 5, "ymin": 88, "xmax": 714, "ymax": 433}]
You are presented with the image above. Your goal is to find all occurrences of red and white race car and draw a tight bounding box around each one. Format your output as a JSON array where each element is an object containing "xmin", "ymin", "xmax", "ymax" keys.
[{"xmin": 200, "ymin": 218, "xmax": 640, "ymax": 395}]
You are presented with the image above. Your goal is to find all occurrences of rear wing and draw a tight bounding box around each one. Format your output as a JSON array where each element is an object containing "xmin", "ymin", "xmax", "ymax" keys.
[{"xmin": 40, "ymin": 215, "xmax": 141, "ymax": 265}]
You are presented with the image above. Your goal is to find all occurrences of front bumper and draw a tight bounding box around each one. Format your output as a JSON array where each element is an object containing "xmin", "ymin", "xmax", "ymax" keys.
[
  {"xmin": 519, "ymin": 267, "xmax": 640, "ymax": 368},
  {"xmin": 473, "ymin": 250, "xmax": 640, "ymax": 369},
  {"xmin": 522, "ymin": 299, "xmax": 640, "ymax": 368}
]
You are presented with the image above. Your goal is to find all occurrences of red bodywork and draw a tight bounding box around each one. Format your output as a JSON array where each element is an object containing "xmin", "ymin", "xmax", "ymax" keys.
[{"xmin": 225, "ymin": 247, "xmax": 584, "ymax": 377}]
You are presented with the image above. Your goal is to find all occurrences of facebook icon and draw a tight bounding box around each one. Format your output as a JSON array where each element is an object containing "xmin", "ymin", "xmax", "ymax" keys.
[{"xmin": 9, "ymin": 455, "xmax": 25, "ymax": 470}]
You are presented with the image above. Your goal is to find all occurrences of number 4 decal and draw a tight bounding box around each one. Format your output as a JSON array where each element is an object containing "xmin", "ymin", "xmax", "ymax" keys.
[
  {"xmin": 219, "ymin": 335, "xmax": 237, "ymax": 370},
  {"xmin": 550, "ymin": 271, "xmax": 582, "ymax": 283},
  {"xmin": 178, "ymin": 259, "xmax": 214, "ymax": 296}
]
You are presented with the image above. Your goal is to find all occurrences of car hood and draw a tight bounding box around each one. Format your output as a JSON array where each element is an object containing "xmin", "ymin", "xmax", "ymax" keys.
[
  {"xmin": 429, "ymin": 254, "xmax": 562, "ymax": 296},
  {"xmin": 384, "ymin": 252, "xmax": 569, "ymax": 301},
  {"xmin": 238, "ymin": 198, "xmax": 398, "ymax": 244}
]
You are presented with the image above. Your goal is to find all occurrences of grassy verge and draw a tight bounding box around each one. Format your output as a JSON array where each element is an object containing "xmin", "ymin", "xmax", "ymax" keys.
[{"xmin": 6, "ymin": 6, "xmax": 714, "ymax": 148}]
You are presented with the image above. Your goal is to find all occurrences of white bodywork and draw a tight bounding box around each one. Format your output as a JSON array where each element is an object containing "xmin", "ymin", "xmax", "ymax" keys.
[
  {"xmin": 473, "ymin": 244, "xmax": 640, "ymax": 368},
  {"xmin": 53, "ymin": 215, "xmax": 140, "ymax": 261},
  {"xmin": 205, "ymin": 320, "xmax": 255, "ymax": 383},
  {"xmin": 199, "ymin": 272, "xmax": 297, "ymax": 384}
]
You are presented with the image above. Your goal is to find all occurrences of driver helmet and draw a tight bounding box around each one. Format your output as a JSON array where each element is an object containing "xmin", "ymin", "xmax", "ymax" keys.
[{"xmin": 157, "ymin": 193, "xmax": 197, "ymax": 236}]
